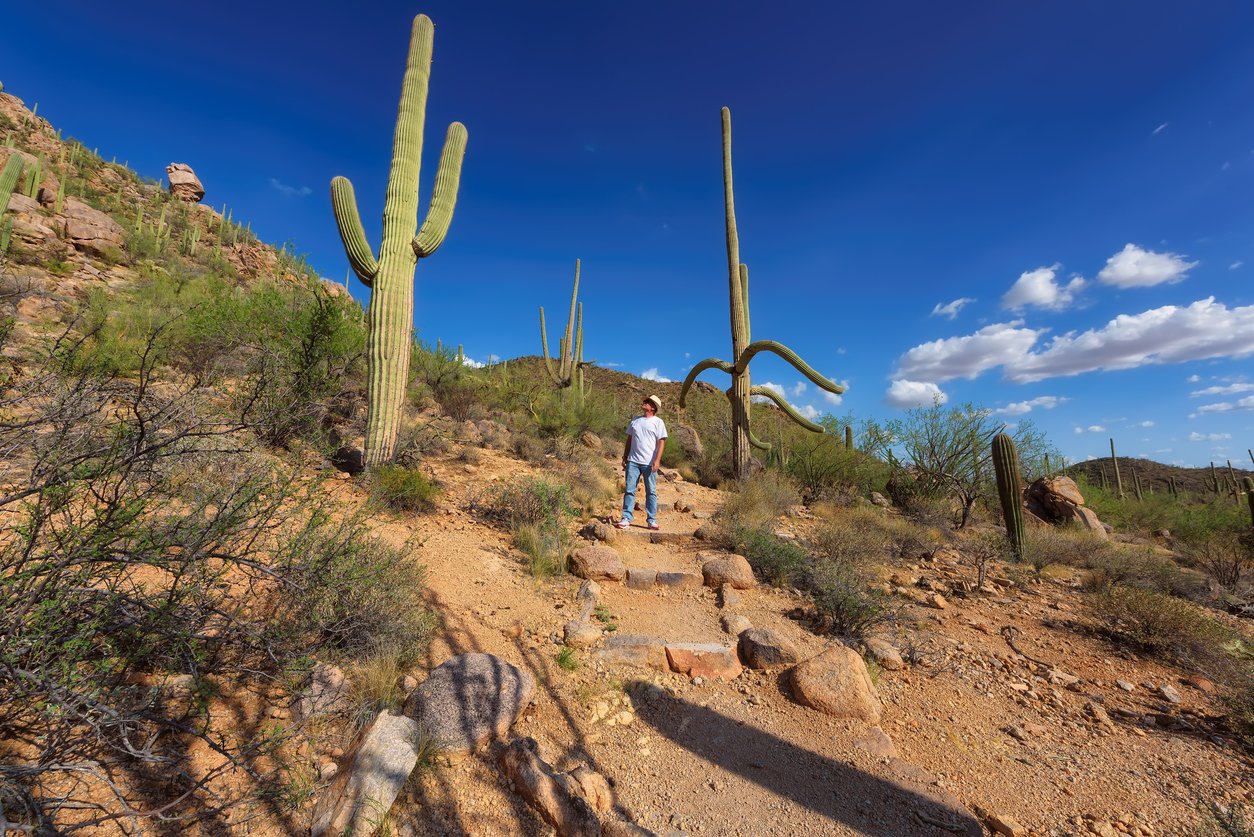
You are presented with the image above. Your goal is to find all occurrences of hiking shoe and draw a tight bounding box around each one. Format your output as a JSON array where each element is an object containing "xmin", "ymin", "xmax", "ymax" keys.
[
  {"xmin": 615, "ymin": 519, "xmax": 631, "ymax": 529},
  {"xmin": 647, "ymin": 523, "xmax": 660, "ymax": 531}
]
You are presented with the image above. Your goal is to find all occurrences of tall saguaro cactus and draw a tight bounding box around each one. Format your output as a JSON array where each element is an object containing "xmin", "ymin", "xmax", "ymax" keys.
[
  {"xmin": 1243, "ymin": 477, "xmax": 1254, "ymax": 528},
  {"xmin": 992, "ymin": 433, "xmax": 1025, "ymax": 560},
  {"xmin": 1109, "ymin": 438, "xmax": 1124, "ymax": 498},
  {"xmin": 0, "ymin": 155, "xmax": 23, "ymax": 259},
  {"xmin": 679, "ymin": 107, "xmax": 845, "ymax": 478},
  {"xmin": 540, "ymin": 259, "xmax": 587, "ymax": 394},
  {"xmin": 330, "ymin": 13, "xmax": 467, "ymax": 466}
]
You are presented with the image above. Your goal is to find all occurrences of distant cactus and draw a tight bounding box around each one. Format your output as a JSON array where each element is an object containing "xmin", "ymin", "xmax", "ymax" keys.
[
  {"xmin": 845, "ymin": 425, "xmax": 853, "ymax": 452},
  {"xmin": 1132, "ymin": 466, "xmax": 1143, "ymax": 501},
  {"xmin": 540, "ymin": 259, "xmax": 588, "ymax": 395},
  {"xmin": 992, "ymin": 433, "xmax": 1025, "ymax": 560},
  {"xmin": 329, "ymin": 13, "xmax": 467, "ymax": 466},
  {"xmin": 1109, "ymin": 438, "xmax": 1124, "ymax": 498},
  {"xmin": 678, "ymin": 107, "xmax": 844, "ymax": 478},
  {"xmin": 1244, "ymin": 477, "xmax": 1253, "ymax": 528}
]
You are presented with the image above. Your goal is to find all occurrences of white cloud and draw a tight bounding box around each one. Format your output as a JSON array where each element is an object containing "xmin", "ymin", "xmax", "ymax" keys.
[
  {"xmin": 1230, "ymin": 261, "xmax": 1244, "ymax": 270},
  {"xmin": 1137, "ymin": 420, "xmax": 1155, "ymax": 427},
  {"xmin": 1073, "ymin": 425, "xmax": 1105, "ymax": 434},
  {"xmin": 798, "ymin": 404, "xmax": 821, "ymax": 420},
  {"xmin": 1187, "ymin": 374, "xmax": 1200, "ymax": 383},
  {"xmin": 995, "ymin": 395, "xmax": 1068, "ymax": 415},
  {"xmin": 1189, "ymin": 431, "xmax": 1232, "ymax": 442},
  {"xmin": 640, "ymin": 368, "xmax": 672, "ymax": 382},
  {"xmin": 885, "ymin": 380, "xmax": 947, "ymax": 408},
  {"xmin": 1191, "ymin": 383, "xmax": 1254, "ymax": 397},
  {"xmin": 790, "ymin": 382, "xmax": 807, "ymax": 398},
  {"xmin": 1197, "ymin": 396, "xmax": 1254, "ymax": 414},
  {"xmin": 823, "ymin": 381, "xmax": 849, "ymax": 407},
  {"xmin": 603, "ymin": 361, "xmax": 624, "ymax": 368},
  {"xmin": 931, "ymin": 297, "xmax": 975, "ymax": 319},
  {"xmin": 894, "ymin": 321, "xmax": 1042, "ymax": 382},
  {"xmin": 461, "ymin": 356, "xmax": 486, "ymax": 369},
  {"xmin": 1001, "ymin": 265, "xmax": 1085, "ymax": 311},
  {"xmin": 1097, "ymin": 244, "xmax": 1197, "ymax": 288},
  {"xmin": 1152, "ymin": 122, "xmax": 1168, "ymax": 135},
  {"xmin": 269, "ymin": 177, "xmax": 312, "ymax": 198}
]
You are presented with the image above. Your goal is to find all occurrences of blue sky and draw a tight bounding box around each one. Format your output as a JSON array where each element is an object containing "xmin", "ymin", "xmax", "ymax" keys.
[{"xmin": 4, "ymin": 1, "xmax": 1253, "ymax": 467}]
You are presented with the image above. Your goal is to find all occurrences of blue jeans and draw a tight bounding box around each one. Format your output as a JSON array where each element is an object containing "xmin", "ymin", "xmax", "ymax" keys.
[{"xmin": 622, "ymin": 461, "xmax": 657, "ymax": 525}]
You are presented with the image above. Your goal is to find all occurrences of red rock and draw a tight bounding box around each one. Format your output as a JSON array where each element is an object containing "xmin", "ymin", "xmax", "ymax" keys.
[
  {"xmin": 569, "ymin": 546, "xmax": 625, "ymax": 581},
  {"xmin": 789, "ymin": 645, "xmax": 882, "ymax": 723},
  {"xmin": 665, "ymin": 643, "xmax": 743, "ymax": 681}
]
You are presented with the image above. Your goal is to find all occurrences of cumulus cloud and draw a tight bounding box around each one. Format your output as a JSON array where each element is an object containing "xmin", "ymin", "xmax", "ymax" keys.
[
  {"xmin": 1097, "ymin": 244, "xmax": 1196, "ymax": 288},
  {"xmin": 790, "ymin": 382, "xmax": 807, "ymax": 398},
  {"xmin": 995, "ymin": 395, "xmax": 1068, "ymax": 415},
  {"xmin": 823, "ymin": 381, "xmax": 849, "ymax": 407},
  {"xmin": 1196, "ymin": 396, "xmax": 1254, "ymax": 414},
  {"xmin": 885, "ymin": 380, "xmax": 947, "ymax": 408},
  {"xmin": 798, "ymin": 404, "xmax": 821, "ymax": 420},
  {"xmin": 931, "ymin": 297, "xmax": 975, "ymax": 319},
  {"xmin": 894, "ymin": 321, "xmax": 1042, "ymax": 382},
  {"xmin": 751, "ymin": 381, "xmax": 786, "ymax": 404},
  {"xmin": 1187, "ymin": 374, "xmax": 1200, "ymax": 383},
  {"xmin": 1191, "ymin": 383, "xmax": 1254, "ymax": 397},
  {"xmin": 640, "ymin": 368, "xmax": 671, "ymax": 382},
  {"xmin": 1073, "ymin": 425, "xmax": 1106, "ymax": 433},
  {"xmin": 461, "ymin": 356, "xmax": 486, "ymax": 369},
  {"xmin": 269, "ymin": 178, "xmax": 312, "ymax": 198},
  {"xmin": 1189, "ymin": 431, "xmax": 1232, "ymax": 442},
  {"xmin": 1001, "ymin": 265, "xmax": 1085, "ymax": 311}
]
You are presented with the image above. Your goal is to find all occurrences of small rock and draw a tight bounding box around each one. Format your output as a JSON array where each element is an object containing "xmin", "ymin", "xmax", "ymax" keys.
[
  {"xmin": 649, "ymin": 531, "xmax": 684, "ymax": 545},
  {"xmin": 626, "ymin": 568, "xmax": 657, "ymax": 590},
  {"xmin": 311, "ymin": 711, "xmax": 421, "ymax": 837},
  {"xmin": 870, "ymin": 492, "xmax": 891, "ymax": 508},
  {"xmin": 654, "ymin": 571, "xmax": 702, "ymax": 589},
  {"xmin": 863, "ymin": 637, "xmax": 904, "ymax": 671},
  {"xmin": 1116, "ymin": 680, "xmax": 1135, "ymax": 692},
  {"xmin": 852, "ymin": 726, "xmax": 897, "ymax": 758},
  {"xmin": 564, "ymin": 620, "xmax": 603, "ymax": 648},
  {"xmin": 700, "ymin": 553, "xmax": 756, "ymax": 590},
  {"xmin": 1158, "ymin": 684, "xmax": 1182, "ymax": 705},
  {"xmin": 928, "ymin": 593, "xmax": 948, "ymax": 610},
  {"xmin": 720, "ymin": 614, "xmax": 752, "ymax": 636},
  {"xmin": 318, "ymin": 761, "xmax": 339, "ymax": 782},
  {"xmin": 1184, "ymin": 675, "xmax": 1215, "ymax": 694},
  {"xmin": 719, "ymin": 583, "xmax": 741, "ymax": 608},
  {"xmin": 985, "ymin": 811, "xmax": 1027, "ymax": 836},
  {"xmin": 738, "ymin": 627, "xmax": 800, "ymax": 670},
  {"xmin": 500, "ymin": 738, "xmax": 601, "ymax": 837}
]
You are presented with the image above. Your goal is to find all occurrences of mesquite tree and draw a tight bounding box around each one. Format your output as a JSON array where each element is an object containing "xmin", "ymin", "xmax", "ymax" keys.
[
  {"xmin": 330, "ymin": 13, "xmax": 467, "ymax": 465},
  {"xmin": 679, "ymin": 107, "xmax": 844, "ymax": 478}
]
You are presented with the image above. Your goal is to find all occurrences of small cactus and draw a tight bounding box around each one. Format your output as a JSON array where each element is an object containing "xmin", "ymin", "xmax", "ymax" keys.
[{"xmin": 992, "ymin": 433, "xmax": 1025, "ymax": 561}]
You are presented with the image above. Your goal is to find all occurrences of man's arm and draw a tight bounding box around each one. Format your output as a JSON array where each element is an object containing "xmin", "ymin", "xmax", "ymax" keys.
[
  {"xmin": 651, "ymin": 438, "xmax": 665, "ymax": 470},
  {"xmin": 622, "ymin": 435, "xmax": 632, "ymax": 465}
]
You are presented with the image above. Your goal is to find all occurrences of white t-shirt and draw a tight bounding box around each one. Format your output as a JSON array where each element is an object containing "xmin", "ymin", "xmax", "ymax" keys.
[{"xmin": 626, "ymin": 415, "xmax": 668, "ymax": 466}]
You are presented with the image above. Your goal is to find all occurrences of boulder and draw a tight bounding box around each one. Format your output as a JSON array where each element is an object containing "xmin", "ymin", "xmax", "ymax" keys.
[
  {"xmin": 402, "ymin": 653, "xmax": 534, "ymax": 754},
  {"xmin": 664, "ymin": 643, "xmax": 743, "ymax": 681},
  {"xmin": 670, "ymin": 423, "xmax": 704, "ymax": 461},
  {"xmin": 569, "ymin": 546, "xmax": 625, "ymax": 582},
  {"xmin": 597, "ymin": 634, "xmax": 667, "ymax": 670},
  {"xmin": 654, "ymin": 571, "xmax": 702, "ymax": 589},
  {"xmin": 166, "ymin": 162, "xmax": 205, "ymax": 202},
  {"xmin": 720, "ymin": 614, "xmax": 752, "ymax": 636},
  {"xmin": 579, "ymin": 521, "xmax": 616, "ymax": 543},
  {"xmin": 863, "ymin": 637, "xmax": 904, "ymax": 671},
  {"xmin": 789, "ymin": 645, "xmax": 882, "ymax": 723},
  {"xmin": 57, "ymin": 197, "xmax": 125, "ymax": 256},
  {"xmin": 625, "ymin": 568, "xmax": 656, "ymax": 590},
  {"xmin": 700, "ymin": 553, "xmax": 756, "ymax": 590},
  {"xmin": 499, "ymin": 737, "xmax": 602, "ymax": 837},
  {"xmin": 1025, "ymin": 476, "xmax": 1108, "ymax": 540},
  {"xmin": 738, "ymin": 627, "xmax": 799, "ymax": 669},
  {"xmin": 311, "ymin": 711, "xmax": 421, "ymax": 837}
]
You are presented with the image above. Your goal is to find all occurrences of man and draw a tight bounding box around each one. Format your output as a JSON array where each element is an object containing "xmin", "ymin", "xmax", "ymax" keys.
[{"xmin": 618, "ymin": 395, "xmax": 667, "ymax": 530}]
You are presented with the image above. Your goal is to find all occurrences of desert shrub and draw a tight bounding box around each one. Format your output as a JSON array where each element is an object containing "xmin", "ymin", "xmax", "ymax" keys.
[
  {"xmin": 0, "ymin": 349, "xmax": 430, "ymax": 830},
  {"xmin": 1080, "ymin": 479, "xmax": 1248, "ymax": 543},
  {"xmin": 1091, "ymin": 586, "xmax": 1231, "ymax": 662},
  {"xmin": 512, "ymin": 431, "xmax": 549, "ymax": 464},
  {"xmin": 1023, "ymin": 525, "xmax": 1110, "ymax": 574},
  {"xmin": 369, "ymin": 465, "xmax": 440, "ymax": 512},
  {"xmin": 730, "ymin": 527, "xmax": 809, "ymax": 587},
  {"xmin": 563, "ymin": 454, "xmax": 617, "ymax": 516},
  {"xmin": 809, "ymin": 558, "xmax": 889, "ymax": 638},
  {"xmin": 1181, "ymin": 533, "xmax": 1253, "ymax": 593},
  {"xmin": 785, "ymin": 430, "xmax": 888, "ymax": 503},
  {"xmin": 394, "ymin": 421, "xmax": 452, "ymax": 465},
  {"xmin": 717, "ymin": 471, "xmax": 800, "ymax": 531},
  {"xmin": 351, "ymin": 651, "xmax": 409, "ymax": 719},
  {"xmin": 473, "ymin": 477, "xmax": 575, "ymax": 576},
  {"xmin": 458, "ymin": 445, "xmax": 483, "ymax": 465}
]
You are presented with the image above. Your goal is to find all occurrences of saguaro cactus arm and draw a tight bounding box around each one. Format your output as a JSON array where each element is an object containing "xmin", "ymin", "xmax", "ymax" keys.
[
  {"xmin": 678, "ymin": 358, "xmax": 736, "ymax": 406},
  {"xmin": 749, "ymin": 385, "xmax": 823, "ymax": 432},
  {"xmin": 0, "ymin": 155, "xmax": 24, "ymax": 198},
  {"xmin": 413, "ymin": 121, "xmax": 468, "ymax": 257},
  {"xmin": 734, "ymin": 339, "xmax": 845, "ymax": 396},
  {"xmin": 330, "ymin": 176, "xmax": 379, "ymax": 286}
]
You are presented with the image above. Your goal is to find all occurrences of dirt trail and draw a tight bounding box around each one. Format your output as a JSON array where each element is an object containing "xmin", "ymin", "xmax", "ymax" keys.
[{"xmin": 330, "ymin": 442, "xmax": 1252, "ymax": 837}]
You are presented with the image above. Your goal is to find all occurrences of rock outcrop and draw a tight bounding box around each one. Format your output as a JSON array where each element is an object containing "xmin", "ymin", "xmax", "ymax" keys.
[
  {"xmin": 1025, "ymin": 476, "xmax": 1107, "ymax": 539},
  {"xmin": 166, "ymin": 162, "xmax": 205, "ymax": 202}
]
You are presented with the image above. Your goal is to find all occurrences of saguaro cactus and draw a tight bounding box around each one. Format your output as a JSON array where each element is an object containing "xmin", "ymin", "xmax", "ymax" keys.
[
  {"xmin": 330, "ymin": 13, "xmax": 467, "ymax": 466},
  {"xmin": 679, "ymin": 107, "xmax": 844, "ymax": 478},
  {"xmin": 0, "ymin": 154, "xmax": 22, "ymax": 259},
  {"xmin": 540, "ymin": 259, "xmax": 587, "ymax": 393},
  {"xmin": 1244, "ymin": 477, "xmax": 1253, "ymax": 528},
  {"xmin": 845, "ymin": 425, "xmax": 854, "ymax": 452},
  {"xmin": 992, "ymin": 433, "xmax": 1025, "ymax": 560},
  {"xmin": 1109, "ymin": 438, "xmax": 1124, "ymax": 498}
]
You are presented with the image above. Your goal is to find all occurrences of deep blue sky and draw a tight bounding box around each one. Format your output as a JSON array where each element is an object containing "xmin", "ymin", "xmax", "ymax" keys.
[{"xmin": 4, "ymin": 1, "xmax": 1253, "ymax": 466}]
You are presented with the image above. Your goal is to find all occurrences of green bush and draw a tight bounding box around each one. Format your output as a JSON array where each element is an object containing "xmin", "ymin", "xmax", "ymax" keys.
[
  {"xmin": 717, "ymin": 471, "xmax": 800, "ymax": 531},
  {"xmin": 1091, "ymin": 586, "xmax": 1231, "ymax": 663},
  {"xmin": 730, "ymin": 526, "xmax": 809, "ymax": 587},
  {"xmin": 369, "ymin": 465, "xmax": 440, "ymax": 512},
  {"xmin": 473, "ymin": 477, "xmax": 575, "ymax": 576}
]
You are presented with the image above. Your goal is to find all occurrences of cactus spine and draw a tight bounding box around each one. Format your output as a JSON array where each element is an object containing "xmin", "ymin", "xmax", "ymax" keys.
[
  {"xmin": 678, "ymin": 107, "xmax": 845, "ymax": 478},
  {"xmin": 330, "ymin": 13, "xmax": 467, "ymax": 466},
  {"xmin": 1109, "ymin": 438, "xmax": 1124, "ymax": 498},
  {"xmin": 992, "ymin": 433, "xmax": 1025, "ymax": 561},
  {"xmin": 540, "ymin": 259, "xmax": 587, "ymax": 392}
]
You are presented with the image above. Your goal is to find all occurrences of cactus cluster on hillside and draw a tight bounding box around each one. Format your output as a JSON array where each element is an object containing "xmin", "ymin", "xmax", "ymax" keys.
[
  {"xmin": 329, "ymin": 13, "xmax": 468, "ymax": 466},
  {"xmin": 679, "ymin": 107, "xmax": 845, "ymax": 478}
]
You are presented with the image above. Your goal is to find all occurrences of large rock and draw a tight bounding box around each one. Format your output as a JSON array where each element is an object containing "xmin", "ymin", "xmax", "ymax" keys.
[
  {"xmin": 166, "ymin": 162, "xmax": 205, "ymax": 202},
  {"xmin": 596, "ymin": 634, "xmax": 667, "ymax": 670},
  {"xmin": 311, "ymin": 711, "xmax": 421, "ymax": 837},
  {"xmin": 738, "ymin": 627, "xmax": 800, "ymax": 669},
  {"xmin": 569, "ymin": 546, "xmax": 625, "ymax": 582},
  {"xmin": 700, "ymin": 553, "xmax": 756, "ymax": 589},
  {"xmin": 664, "ymin": 642, "xmax": 743, "ymax": 681},
  {"xmin": 57, "ymin": 197, "xmax": 125, "ymax": 256},
  {"xmin": 670, "ymin": 423, "xmax": 704, "ymax": 461},
  {"xmin": 789, "ymin": 645, "xmax": 882, "ymax": 723},
  {"xmin": 499, "ymin": 738, "xmax": 602, "ymax": 837},
  {"xmin": 402, "ymin": 653, "xmax": 534, "ymax": 754},
  {"xmin": 1025, "ymin": 476, "xmax": 1108, "ymax": 540}
]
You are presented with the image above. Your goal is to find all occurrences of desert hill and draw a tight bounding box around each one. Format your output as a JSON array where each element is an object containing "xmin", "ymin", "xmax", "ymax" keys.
[{"xmin": 1, "ymin": 83, "xmax": 1252, "ymax": 837}]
